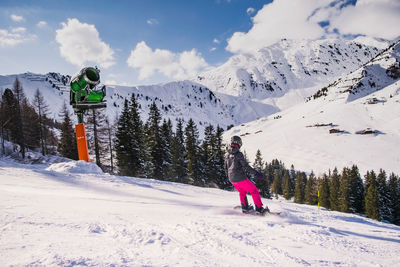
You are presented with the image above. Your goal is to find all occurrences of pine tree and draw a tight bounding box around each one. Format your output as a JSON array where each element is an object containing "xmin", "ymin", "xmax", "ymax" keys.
[
  {"xmin": 12, "ymin": 78, "xmax": 26, "ymax": 158},
  {"xmin": 21, "ymin": 98, "xmax": 41, "ymax": 151},
  {"xmin": 145, "ymin": 102, "xmax": 164, "ymax": 179},
  {"xmin": 170, "ymin": 119, "xmax": 187, "ymax": 183},
  {"xmin": 161, "ymin": 119, "xmax": 173, "ymax": 180},
  {"xmin": 253, "ymin": 149, "xmax": 264, "ymax": 171},
  {"xmin": 32, "ymin": 88, "xmax": 51, "ymax": 155},
  {"xmin": 1, "ymin": 89, "xmax": 18, "ymax": 146},
  {"xmin": 339, "ymin": 167, "xmax": 351, "ymax": 213},
  {"xmin": 272, "ymin": 169, "xmax": 283, "ymax": 198},
  {"xmin": 387, "ymin": 173, "xmax": 400, "ymax": 225},
  {"xmin": 289, "ymin": 165, "xmax": 296, "ymax": 198},
  {"xmin": 305, "ymin": 171, "xmax": 318, "ymax": 205},
  {"xmin": 200, "ymin": 125, "xmax": 212, "ymax": 185},
  {"xmin": 377, "ymin": 169, "xmax": 391, "ymax": 221},
  {"xmin": 128, "ymin": 94, "xmax": 145, "ymax": 176},
  {"xmin": 253, "ymin": 150, "xmax": 270, "ymax": 198},
  {"xmin": 115, "ymin": 99, "xmax": 133, "ymax": 176},
  {"xmin": 282, "ymin": 170, "xmax": 292, "ymax": 200},
  {"xmin": 105, "ymin": 117, "xmax": 115, "ymax": 173},
  {"xmin": 294, "ymin": 172, "xmax": 307, "ymax": 204},
  {"xmin": 365, "ymin": 171, "xmax": 380, "ymax": 220},
  {"xmin": 347, "ymin": 165, "xmax": 365, "ymax": 213},
  {"xmin": 86, "ymin": 108, "xmax": 108, "ymax": 169},
  {"xmin": 318, "ymin": 174, "xmax": 330, "ymax": 209},
  {"xmin": 0, "ymin": 89, "xmax": 4, "ymax": 154},
  {"xmin": 214, "ymin": 126, "xmax": 229, "ymax": 189},
  {"xmin": 329, "ymin": 168, "xmax": 340, "ymax": 211},
  {"xmin": 115, "ymin": 95, "xmax": 145, "ymax": 177},
  {"xmin": 185, "ymin": 118, "xmax": 201, "ymax": 185},
  {"xmin": 58, "ymin": 102, "xmax": 78, "ymax": 160}
]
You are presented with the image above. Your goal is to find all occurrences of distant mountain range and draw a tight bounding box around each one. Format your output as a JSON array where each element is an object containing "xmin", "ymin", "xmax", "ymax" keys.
[
  {"xmin": 1, "ymin": 37, "xmax": 399, "ymax": 174},
  {"xmin": 0, "ymin": 37, "xmax": 389, "ymax": 129}
]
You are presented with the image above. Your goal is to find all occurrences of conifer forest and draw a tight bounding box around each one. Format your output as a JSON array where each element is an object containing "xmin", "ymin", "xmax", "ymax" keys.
[{"xmin": 1, "ymin": 78, "xmax": 399, "ymax": 226}]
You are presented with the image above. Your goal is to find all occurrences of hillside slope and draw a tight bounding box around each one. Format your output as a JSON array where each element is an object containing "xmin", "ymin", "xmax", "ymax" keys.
[
  {"xmin": 1, "ymin": 159, "xmax": 399, "ymax": 266},
  {"xmin": 224, "ymin": 41, "xmax": 400, "ymax": 176}
]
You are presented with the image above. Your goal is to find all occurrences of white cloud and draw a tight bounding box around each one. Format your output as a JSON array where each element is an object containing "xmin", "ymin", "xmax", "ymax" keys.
[
  {"xmin": 37, "ymin": 21, "xmax": 47, "ymax": 28},
  {"xmin": 227, "ymin": 0, "xmax": 328, "ymax": 54},
  {"xmin": 147, "ymin": 18, "xmax": 159, "ymax": 25},
  {"xmin": 127, "ymin": 41, "xmax": 209, "ymax": 80},
  {"xmin": 213, "ymin": 38, "xmax": 220, "ymax": 44},
  {"xmin": 11, "ymin": 27, "xmax": 26, "ymax": 33},
  {"xmin": 330, "ymin": 0, "xmax": 400, "ymax": 40},
  {"xmin": 11, "ymin": 14, "xmax": 24, "ymax": 22},
  {"xmin": 0, "ymin": 27, "xmax": 35, "ymax": 47},
  {"xmin": 246, "ymin": 7, "xmax": 255, "ymax": 15},
  {"xmin": 55, "ymin": 18, "xmax": 115, "ymax": 68},
  {"xmin": 226, "ymin": 0, "xmax": 400, "ymax": 54},
  {"xmin": 210, "ymin": 47, "xmax": 217, "ymax": 52}
]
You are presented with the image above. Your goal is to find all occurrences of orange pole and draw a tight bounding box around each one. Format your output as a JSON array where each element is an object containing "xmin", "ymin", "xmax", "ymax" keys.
[{"xmin": 75, "ymin": 123, "xmax": 89, "ymax": 162}]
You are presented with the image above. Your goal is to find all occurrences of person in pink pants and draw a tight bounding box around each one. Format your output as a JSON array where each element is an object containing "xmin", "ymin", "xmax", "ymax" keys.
[
  {"xmin": 224, "ymin": 135, "xmax": 269, "ymax": 214},
  {"xmin": 232, "ymin": 178, "xmax": 264, "ymax": 209}
]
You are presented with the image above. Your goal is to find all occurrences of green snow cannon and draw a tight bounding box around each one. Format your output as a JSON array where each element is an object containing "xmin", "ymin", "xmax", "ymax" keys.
[{"xmin": 70, "ymin": 66, "xmax": 106, "ymax": 105}]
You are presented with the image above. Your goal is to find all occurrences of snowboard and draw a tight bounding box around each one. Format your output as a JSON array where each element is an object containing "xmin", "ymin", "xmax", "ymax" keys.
[{"xmin": 233, "ymin": 205, "xmax": 282, "ymax": 216}]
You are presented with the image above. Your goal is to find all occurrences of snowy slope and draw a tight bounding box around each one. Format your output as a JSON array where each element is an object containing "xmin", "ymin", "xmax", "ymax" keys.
[
  {"xmin": 224, "ymin": 41, "xmax": 400, "ymax": 176},
  {"xmin": 1, "ymin": 159, "xmax": 399, "ymax": 266}
]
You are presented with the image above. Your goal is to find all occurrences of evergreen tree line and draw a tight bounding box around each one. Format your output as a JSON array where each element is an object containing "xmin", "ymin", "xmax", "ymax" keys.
[
  {"xmin": 0, "ymin": 79, "xmax": 59, "ymax": 157},
  {"xmin": 114, "ymin": 94, "xmax": 230, "ymax": 188},
  {"xmin": 2, "ymin": 79, "xmax": 399, "ymax": 226},
  {"xmin": 251, "ymin": 150, "xmax": 400, "ymax": 226}
]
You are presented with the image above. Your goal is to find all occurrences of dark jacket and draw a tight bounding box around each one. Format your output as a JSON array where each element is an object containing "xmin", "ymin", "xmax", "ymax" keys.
[{"xmin": 224, "ymin": 146, "xmax": 258, "ymax": 183}]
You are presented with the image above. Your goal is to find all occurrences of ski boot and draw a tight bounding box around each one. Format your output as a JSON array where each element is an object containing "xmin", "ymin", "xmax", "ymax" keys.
[
  {"xmin": 241, "ymin": 203, "xmax": 254, "ymax": 213},
  {"xmin": 255, "ymin": 205, "xmax": 270, "ymax": 215},
  {"xmin": 241, "ymin": 196, "xmax": 254, "ymax": 213}
]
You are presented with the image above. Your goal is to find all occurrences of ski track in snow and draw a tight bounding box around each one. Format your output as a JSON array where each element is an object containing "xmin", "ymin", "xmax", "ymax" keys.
[{"xmin": 1, "ymin": 160, "xmax": 400, "ymax": 266}]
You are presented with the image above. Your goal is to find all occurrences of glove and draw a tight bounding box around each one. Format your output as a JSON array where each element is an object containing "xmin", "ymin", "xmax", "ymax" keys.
[{"xmin": 255, "ymin": 172, "xmax": 264, "ymax": 179}]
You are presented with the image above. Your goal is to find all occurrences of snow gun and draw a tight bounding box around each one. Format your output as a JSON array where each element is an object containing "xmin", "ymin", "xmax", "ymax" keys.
[
  {"xmin": 69, "ymin": 66, "xmax": 107, "ymax": 162},
  {"xmin": 70, "ymin": 66, "xmax": 106, "ymax": 110}
]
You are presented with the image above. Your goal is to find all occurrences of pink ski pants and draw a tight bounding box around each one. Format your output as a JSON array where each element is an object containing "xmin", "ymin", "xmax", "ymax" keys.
[{"xmin": 232, "ymin": 178, "xmax": 263, "ymax": 208}]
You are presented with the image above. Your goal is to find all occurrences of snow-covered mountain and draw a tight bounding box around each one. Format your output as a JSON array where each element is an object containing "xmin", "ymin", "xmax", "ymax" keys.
[
  {"xmin": 0, "ymin": 72, "xmax": 276, "ymax": 131},
  {"xmin": 0, "ymin": 37, "xmax": 388, "ymax": 131},
  {"xmin": 1, "ymin": 159, "xmax": 399, "ymax": 266},
  {"xmin": 224, "ymin": 40, "xmax": 400, "ymax": 176},
  {"xmin": 1, "ymin": 37, "xmax": 399, "ymax": 175},
  {"xmin": 195, "ymin": 38, "xmax": 387, "ymax": 104}
]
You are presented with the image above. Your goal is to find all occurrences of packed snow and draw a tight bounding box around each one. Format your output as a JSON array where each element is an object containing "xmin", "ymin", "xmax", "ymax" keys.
[{"xmin": 1, "ymin": 159, "xmax": 399, "ymax": 266}]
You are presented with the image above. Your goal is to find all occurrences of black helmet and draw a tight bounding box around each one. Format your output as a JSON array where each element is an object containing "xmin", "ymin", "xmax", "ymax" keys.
[{"xmin": 231, "ymin": 135, "xmax": 242, "ymax": 148}]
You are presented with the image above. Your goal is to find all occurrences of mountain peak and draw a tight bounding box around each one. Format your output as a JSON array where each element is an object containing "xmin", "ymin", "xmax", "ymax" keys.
[{"xmin": 195, "ymin": 38, "xmax": 384, "ymax": 106}]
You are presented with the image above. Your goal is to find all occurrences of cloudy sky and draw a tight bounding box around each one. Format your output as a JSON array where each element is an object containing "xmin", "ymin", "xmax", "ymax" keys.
[{"xmin": 0, "ymin": 0, "xmax": 399, "ymax": 86}]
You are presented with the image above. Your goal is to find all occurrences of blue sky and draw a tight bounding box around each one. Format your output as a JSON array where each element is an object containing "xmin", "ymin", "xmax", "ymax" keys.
[
  {"xmin": 0, "ymin": 0, "xmax": 269, "ymax": 85},
  {"xmin": 0, "ymin": 0, "xmax": 399, "ymax": 86}
]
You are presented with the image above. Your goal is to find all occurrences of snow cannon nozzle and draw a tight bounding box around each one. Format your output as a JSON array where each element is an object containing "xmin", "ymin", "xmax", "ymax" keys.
[{"xmin": 69, "ymin": 66, "xmax": 107, "ymax": 112}]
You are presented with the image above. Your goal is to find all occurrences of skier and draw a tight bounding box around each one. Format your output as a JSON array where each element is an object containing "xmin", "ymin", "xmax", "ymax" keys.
[{"xmin": 224, "ymin": 135, "xmax": 269, "ymax": 214}]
